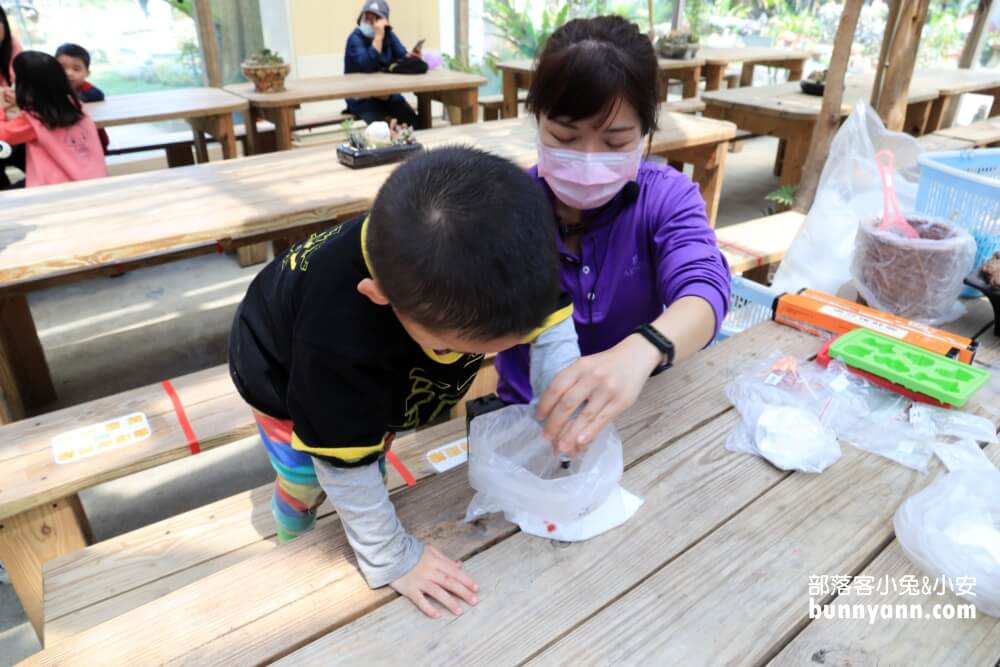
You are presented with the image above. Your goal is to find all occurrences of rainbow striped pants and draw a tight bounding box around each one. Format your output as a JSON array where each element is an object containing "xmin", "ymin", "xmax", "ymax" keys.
[{"xmin": 252, "ymin": 410, "xmax": 386, "ymax": 543}]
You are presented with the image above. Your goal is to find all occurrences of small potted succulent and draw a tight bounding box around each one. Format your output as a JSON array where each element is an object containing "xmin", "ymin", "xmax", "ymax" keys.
[
  {"xmin": 241, "ymin": 49, "xmax": 290, "ymax": 93},
  {"xmin": 655, "ymin": 31, "xmax": 699, "ymax": 60},
  {"xmin": 336, "ymin": 119, "xmax": 422, "ymax": 169}
]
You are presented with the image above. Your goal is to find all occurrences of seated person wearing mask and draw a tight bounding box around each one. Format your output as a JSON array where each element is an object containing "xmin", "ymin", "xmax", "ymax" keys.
[{"xmin": 344, "ymin": 0, "xmax": 420, "ymax": 127}]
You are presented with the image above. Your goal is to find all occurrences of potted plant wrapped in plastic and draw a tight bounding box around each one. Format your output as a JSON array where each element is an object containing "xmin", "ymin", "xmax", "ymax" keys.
[
  {"xmin": 336, "ymin": 119, "xmax": 422, "ymax": 169},
  {"xmin": 241, "ymin": 49, "xmax": 291, "ymax": 93}
]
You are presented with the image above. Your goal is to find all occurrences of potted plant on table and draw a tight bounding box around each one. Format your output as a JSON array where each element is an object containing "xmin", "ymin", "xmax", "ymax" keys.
[
  {"xmin": 655, "ymin": 31, "xmax": 699, "ymax": 59},
  {"xmin": 241, "ymin": 49, "xmax": 291, "ymax": 93}
]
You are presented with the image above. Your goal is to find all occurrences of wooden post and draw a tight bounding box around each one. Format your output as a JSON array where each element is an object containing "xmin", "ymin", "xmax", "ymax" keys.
[
  {"xmin": 942, "ymin": 0, "xmax": 997, "ymax": 127},
  {"xmin": 959, "ymin": 0, "xmax": 995, "ymax": 68},
  {"xmin": 648, "ymin": 0, "xmax": 656, "ymax": 38},
  {"xmin": 870, "ymin": 0, "xmax": 902, "ymax": 111},
  {"xmin": 194, "ymin": 0, "xmax": 223, "ymax": 87},
  {"xmin": 457, "ymin": 0, "xmax": 470, "ymax": 67},
  {"xmin": 0, "ymin": 495, "xmax": 92, "ymax": 642},
  {"xmin": 672, "ymin": 0, "xmax": 685, "ymax": 31},
  {"xmin": 872, "ymin": 0, "xmax": 930, "ymax": 132},
  {"xmin": 794, "ymin": 0, "xmax": 864, "ymax": 213}
]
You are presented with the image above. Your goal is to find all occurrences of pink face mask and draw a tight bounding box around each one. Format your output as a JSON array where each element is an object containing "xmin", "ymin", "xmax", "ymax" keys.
[{"xmin": 537, "ymin": 140, "xmax": 643, "ymax": 211}]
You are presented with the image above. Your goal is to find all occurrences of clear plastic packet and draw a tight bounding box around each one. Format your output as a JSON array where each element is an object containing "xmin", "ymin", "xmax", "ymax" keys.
[
  {"xmin": 724, "ymin": 353, "xmax": 863, "ymax": 473},
  {"xmin": 909, "ymin": 404, "xmax": 999, "ymax": 445},
  {"xmin": 894, "ymin": 440, "xmax": 1000, "ymax": 617},
  {"xmin": 465, "ymin": 405, "xmax": 639, "ymax": 541}
]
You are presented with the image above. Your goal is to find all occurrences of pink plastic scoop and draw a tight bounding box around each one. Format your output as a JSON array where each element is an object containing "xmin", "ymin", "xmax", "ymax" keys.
[{"xmin": 875, "ymin": 149, "xmax": 919, "ymax": 239}]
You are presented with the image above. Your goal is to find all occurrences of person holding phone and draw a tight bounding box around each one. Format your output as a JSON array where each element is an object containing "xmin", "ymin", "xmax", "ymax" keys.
[{"xmin": 344, "ymin": 0, "xmax": 420, "ymax": 127}]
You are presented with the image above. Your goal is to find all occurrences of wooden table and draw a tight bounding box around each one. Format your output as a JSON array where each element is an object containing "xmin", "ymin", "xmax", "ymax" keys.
[
  {"xmin": 914, "ymin": 68, "xmax": 1000, "ymax": 132},
  {"xmin": 700, "ymin": 46, "xmax": 813, "ymax": 91},
  {"xmin": 496, "ymin": 58, "xmax": 706, "ymax": 120},
  {"xmin": 225, "ymin": 69, "xmax": 487, "ymax": 150},
  {"xmin": 703, "ymin": 78, "xmax": 940, "ymax": 185},
  {"xmin": 84, "ymin": 88, "xmax": 248, "ymax": 164},
  {"xmin": 933, "ymin": 116, "xmax": 1000, "ymax": 147},
  {"xmin": 0, "ymin": 113, "xmax": 734, "ymax": 423},
  {"xmin": 23, "ymin": 303, "xmax": 1000, "ymax": 665}
]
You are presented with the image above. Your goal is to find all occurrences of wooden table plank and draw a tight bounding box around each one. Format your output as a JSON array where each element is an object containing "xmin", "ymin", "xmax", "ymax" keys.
[
  {"xmin": 0, "ymin": 365, "xmax": 251, "ymax": 520},
  {"xmin": 770, "ymin": 448, "xmax": 1000, "ymax": 667},
  {"xmin": 703, "ymin": 77, "xmax": 939, "ymax": 120},
  {"xmin": 525, "ymin": 445, "xmax": 967, "ymax": 665},
  {"xmin": 24, "ymin": 322, "xmax": 819, "ymax": 664},
  {"xmin": 225, "ymin": 69, "xmax": 486, "ymax": 108},
  {"xmin": 700, "ymin": 46, "xmax": 814, "ymax": 66},
  {"xmin": 935, "ymin": 117, "xmax": 1000, "ymax": 147},
  {"xmin": 41, "ymin": 416, "xmax": 466, "ymax": 644},
  {"xmin": 83, "ymin": 88, "xmax": 247, "ymax": 128},
  {"xmin": 274, "ymin": 410, "xmax": 788, "ymax": 666},
  {"xmin": 0, "ymin": 114, "xmax": 734, "ymax": 291}
]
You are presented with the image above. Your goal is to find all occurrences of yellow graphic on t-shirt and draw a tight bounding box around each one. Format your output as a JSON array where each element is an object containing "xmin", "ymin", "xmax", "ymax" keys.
[
  {"xmin": 283, "ymin": 226, "xmax": 344, "ymax": 272},
  {"xmin": 398, "ymin": 354, "xmax": 483, "ymax": 429}
]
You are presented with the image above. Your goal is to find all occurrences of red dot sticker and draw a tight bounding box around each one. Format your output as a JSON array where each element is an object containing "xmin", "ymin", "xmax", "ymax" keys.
[{"xmin": 545, "ymin": 522, "xmax": 557, "ymax": 533}]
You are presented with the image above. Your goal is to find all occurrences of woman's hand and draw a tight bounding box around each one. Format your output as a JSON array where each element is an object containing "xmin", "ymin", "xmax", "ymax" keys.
[
  {"xmin": 1, "ymin": 87, "xmax": 15, "ymax": 110},
  {"xmin": 373, "ymin": 16, "xmax": 389, "ymax": 37},
  {"xmin": 536, "ymin": 334, "xmax": 661, "ymax": 457}
]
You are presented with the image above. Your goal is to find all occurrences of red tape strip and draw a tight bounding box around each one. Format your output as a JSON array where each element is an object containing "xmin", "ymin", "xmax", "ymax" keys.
[
  {"xmin": 386, "ymin": 450, "xmax": 416, "ymax": 487},
  {"xmin": 716, "ymin": 239, "xmax": 766, "ymax": 267},
  {"xmin": 161, "ymin": 379, "xmax": 201, "ymax": 455}
]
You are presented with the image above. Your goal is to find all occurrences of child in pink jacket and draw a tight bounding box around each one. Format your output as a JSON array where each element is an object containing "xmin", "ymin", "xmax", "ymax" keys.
[{"xmin": 0, "ymin": 51, "xmax": 107, "ymax": 188}]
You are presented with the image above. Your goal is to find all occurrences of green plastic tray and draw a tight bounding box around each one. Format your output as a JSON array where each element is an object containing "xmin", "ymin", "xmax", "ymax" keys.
[{"xmin": 828, "ymin": 329, "xmax": 991, "ymax": 407}]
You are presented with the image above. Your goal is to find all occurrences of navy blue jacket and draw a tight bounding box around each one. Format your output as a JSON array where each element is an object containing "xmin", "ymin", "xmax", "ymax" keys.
[{"xmin": 344, "ymin": 26, "xmax": 408, "ymax": 115}]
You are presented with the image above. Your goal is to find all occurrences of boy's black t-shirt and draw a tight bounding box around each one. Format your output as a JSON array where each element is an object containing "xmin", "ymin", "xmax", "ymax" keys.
[{"xmin": 229, "ymin": 215, "xmax": 484, "ymax": 467}]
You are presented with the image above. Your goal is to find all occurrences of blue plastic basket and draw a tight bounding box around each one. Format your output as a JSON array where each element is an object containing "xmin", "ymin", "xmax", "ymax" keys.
[
  {"xmin": 916, "ymin": 149, "xmax": 1000, "ymax": 296},
  {"xmin": 716, "ymin": 276, "xmax": 780, "ymax": 342}
]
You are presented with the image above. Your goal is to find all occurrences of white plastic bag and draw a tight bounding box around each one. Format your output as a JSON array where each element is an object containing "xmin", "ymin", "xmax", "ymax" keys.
[
  {"xmin": 465, "ymin": 405, "xmax": 640, "ymax": 540},
  {"xmin": 851, "ymin": 218, "xmax": 976, "ymax": 324},
  {"xmin": 773, "ymin": 101, "xmax": 923, "ymax": 296},
  {"xmin": 894, "ymin": 440, "xmax": 1000, "ymax": 617}
]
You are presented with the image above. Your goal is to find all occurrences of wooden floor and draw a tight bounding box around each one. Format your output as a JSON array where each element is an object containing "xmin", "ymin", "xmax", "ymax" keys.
[{"xmin": 21, "ymin": 298, "xmax": 1000, "ymax": 666}]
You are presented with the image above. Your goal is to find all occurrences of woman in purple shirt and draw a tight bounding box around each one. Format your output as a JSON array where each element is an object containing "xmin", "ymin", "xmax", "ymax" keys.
[{"xmin": 496, "ymin": 16, "xmax": 731, "ymax": 456}]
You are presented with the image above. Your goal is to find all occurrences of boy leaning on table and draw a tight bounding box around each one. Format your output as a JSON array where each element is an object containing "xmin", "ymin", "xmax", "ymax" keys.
[{"xmin": 228, "ymin": 146, "xmax": 580, "ymax": 619}]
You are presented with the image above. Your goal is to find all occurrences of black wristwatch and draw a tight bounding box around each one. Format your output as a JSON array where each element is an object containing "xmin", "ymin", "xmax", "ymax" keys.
[{"xmin": 633, "ymin": 324, "xmax": 675, "ymax": 376}]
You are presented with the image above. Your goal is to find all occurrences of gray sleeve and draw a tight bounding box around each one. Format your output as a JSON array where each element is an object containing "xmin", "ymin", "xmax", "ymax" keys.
[
  {"xmin": 313, "ymin": 457, "xmax": 423, "ymax": 589},
  {"xmin": 529, "ymin": 315, "xmax": 581, "ymax": 414}
]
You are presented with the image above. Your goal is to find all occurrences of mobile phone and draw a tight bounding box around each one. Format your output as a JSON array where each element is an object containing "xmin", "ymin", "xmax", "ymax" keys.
[{"xmin": 413, "ymin": 38, "xmax": 426, "ymax": 52}]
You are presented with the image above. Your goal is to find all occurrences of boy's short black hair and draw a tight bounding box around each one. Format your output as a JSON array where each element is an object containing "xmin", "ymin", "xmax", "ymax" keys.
[
  {"xmin": 55, "ymin": 43, "xmax": 91, "ymax": 69},
  {"xmin": 528, "ymin": 16, "xmax": 659, "ymax": 136},
  {"xmin": 367, "ymin": 146, "xmax": 560, "ymax": 340}
]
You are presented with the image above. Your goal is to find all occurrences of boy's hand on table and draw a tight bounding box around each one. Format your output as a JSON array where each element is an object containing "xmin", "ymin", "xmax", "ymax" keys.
[
  {"xmin": 390, "ymin": 545, "xmax": 479, "ymax": 618},
  {"xmin": 537, "ymin": 335, "xmax": 661, "ymax": 457}
]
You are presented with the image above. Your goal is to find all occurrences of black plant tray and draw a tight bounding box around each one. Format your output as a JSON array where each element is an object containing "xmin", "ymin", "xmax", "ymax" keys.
[
  {"xmin": 336, "ymin": 142, "xmax": 423, "ymax": 169},
  {"xmin": 965, "ymin": 273, "xmax": 1000, "ymax": 337},
  {"xmin": 800, "ymin": 80, "xmax": 825, "ymax": 96}
]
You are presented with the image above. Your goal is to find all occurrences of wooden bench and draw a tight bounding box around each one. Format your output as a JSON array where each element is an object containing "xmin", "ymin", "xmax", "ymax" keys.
[
  {"xmin": 479, "ymin": 92, "xmax": 527, "ymax": 121},
  {"xmin": 0, "ymin": 355, "xmax": 497, "ymax": 642},
  {"xmin": 716, "ymin": 210, "xmax": 806, "ymax": 281}
]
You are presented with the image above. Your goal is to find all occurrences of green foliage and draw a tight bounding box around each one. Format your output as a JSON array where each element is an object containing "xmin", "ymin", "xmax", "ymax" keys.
[
  {"xmin": 484, "ymin": 0, "xmax": 571, "ymax": 59},
  {"xmin": 766, "ymin": 184, "xmax": 798, "ymax": 208},
  {"xmin": 162, "ymin": 0, "xmax": 194, "ymax": 19},
  {"xmin": 685, "ymin": 0, "xmax": 706, "ymax": 40},
  {"xmin": 767, "ymin": 10, "xmax": 821, "ymax": 42},
  {"xmin": 244, "ymin": 48, "xmax": 285, "ymax": 66},
  {"xmin": 919, "ymin": 9, "xmax": 964, "ymax": 65}
]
